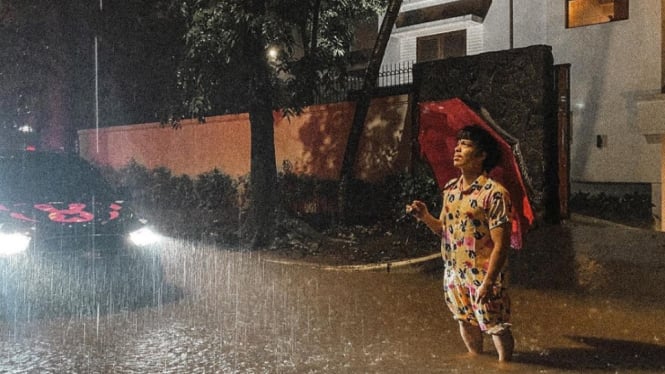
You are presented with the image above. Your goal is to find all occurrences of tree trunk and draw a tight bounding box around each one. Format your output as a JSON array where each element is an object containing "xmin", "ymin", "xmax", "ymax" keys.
[
  {"xmin": 337, "ymin": 0, "xmax": 403, "ymax": 223},
  {"xmin": 246, "ymin": 103, "xmax": 277, "ymax": 248},
  {"xmin": 243, "ymin": 1, "xmax": 278, "ymax": 248}
]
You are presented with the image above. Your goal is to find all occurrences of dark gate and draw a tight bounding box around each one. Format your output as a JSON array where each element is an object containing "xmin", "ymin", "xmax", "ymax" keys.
[{"xmin": 555, "ymin": 64, "xmax": 571, "ymax": 218}]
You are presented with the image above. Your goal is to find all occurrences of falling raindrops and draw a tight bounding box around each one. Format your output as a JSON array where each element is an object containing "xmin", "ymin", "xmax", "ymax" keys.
[{"xmin": 2, "ymin": 238, "xmax": 665, "ymax": 372}]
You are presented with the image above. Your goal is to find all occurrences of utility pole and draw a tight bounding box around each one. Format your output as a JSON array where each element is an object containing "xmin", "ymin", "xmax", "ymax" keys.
[{"xmin": 94, "ymin": 0, "xmax": 103, "ymax": 153}]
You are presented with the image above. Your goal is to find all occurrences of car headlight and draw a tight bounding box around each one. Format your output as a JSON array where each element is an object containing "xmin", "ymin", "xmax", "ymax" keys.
[
  {"xmin": 128, "ymin": 227, "xmax": 162, "ymax": 246},
  {"xmin": 0, "ymin": 232, "xmax": 31, "ymax": 256}
]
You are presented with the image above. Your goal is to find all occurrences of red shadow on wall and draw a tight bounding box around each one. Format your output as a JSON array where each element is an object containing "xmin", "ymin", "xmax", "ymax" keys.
[{"xmin": 418, "ymin": 98, "xmax": 534, "ymax": 249}]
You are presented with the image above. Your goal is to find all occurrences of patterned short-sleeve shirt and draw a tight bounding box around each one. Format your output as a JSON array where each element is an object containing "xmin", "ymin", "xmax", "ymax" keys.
[{"xmin": 439, "ymin": 174, "xmax": 512, "ymax": 279}]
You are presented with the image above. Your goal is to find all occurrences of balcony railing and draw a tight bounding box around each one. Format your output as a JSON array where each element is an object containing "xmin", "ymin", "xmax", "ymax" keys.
[{"xmin": 314, "ymin": 61, "xmax": 414, "ymax": 104}]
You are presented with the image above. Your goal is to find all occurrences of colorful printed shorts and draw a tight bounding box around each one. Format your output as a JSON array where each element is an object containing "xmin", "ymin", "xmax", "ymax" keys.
[{"xmin": 443, "ymin": 270, "xmax": 511, "ymax": 334}]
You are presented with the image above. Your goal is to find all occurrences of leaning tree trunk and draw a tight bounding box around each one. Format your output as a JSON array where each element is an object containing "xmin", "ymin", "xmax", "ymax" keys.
[{"xmin": 337, "ymin": 0, "xmax": 403, "ymax": 223}]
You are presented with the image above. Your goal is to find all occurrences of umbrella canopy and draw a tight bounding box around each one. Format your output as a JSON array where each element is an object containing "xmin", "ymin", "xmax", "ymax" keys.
[{"xmin": 418, "ymin": 98, "xmax": 534, "ymax": 249}]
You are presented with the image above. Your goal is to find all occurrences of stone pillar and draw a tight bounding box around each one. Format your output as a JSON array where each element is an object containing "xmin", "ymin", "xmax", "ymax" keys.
[
  {"xmin": 661, "ymin": 142, "xmax": 665, "ymax": 230},
  {"xmin": 636, "ymin": 95, "xmax": 665, "ymax": 231}
]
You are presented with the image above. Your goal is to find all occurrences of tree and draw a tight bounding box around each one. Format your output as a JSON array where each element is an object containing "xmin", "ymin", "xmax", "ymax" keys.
[
  {"xmin": 0, "ymin": 1, "xmax": 186, "ymax": 151},
  {"xmin": 177, "ymin": 0, "xmax": 388, "ymax": 248},
  {"xmin": 0, "ymin": 1, "xmax": 95, "ymax": 151},
  {"xmin": 338, "ymin": 0, "xmax": 402, "ymax": 223},
  {"xmin": 96, "ymin": 0, "xmax": 186, "ymax": 126}
]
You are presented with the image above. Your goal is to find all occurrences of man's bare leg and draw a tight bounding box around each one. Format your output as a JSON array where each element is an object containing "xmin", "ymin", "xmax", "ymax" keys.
[
  {"xmin": 458, "ymin": 321, "xmax": 483, "ymax": 355},
  {"xmin": 491, "ymin": 329, "xmax": 514, "ymax": 362}
]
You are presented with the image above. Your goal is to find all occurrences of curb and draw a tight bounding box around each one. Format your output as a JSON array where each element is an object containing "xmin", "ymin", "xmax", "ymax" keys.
[
  {"xmin": 567, "ymin": 213, "xmax": 647, "ymax": 231},
  {"xmin": 263, "ymin": 252, "xmax": 441, "ymax": 272}
]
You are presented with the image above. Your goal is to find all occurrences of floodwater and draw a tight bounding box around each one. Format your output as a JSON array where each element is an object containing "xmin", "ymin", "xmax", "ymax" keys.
[{"xmin": 1, "ymin": 239, "xmax": 665, "ymax": 373}]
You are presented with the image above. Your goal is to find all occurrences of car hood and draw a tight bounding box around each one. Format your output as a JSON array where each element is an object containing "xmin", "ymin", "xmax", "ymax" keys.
[{"xmin": 0, "ymin": 199, "xmax": 138, "ymax": 229}]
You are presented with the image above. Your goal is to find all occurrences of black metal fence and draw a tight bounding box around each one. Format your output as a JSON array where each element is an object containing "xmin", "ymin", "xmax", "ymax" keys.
[
  {"xmin": 313, "ymin": 61, "xmax": 414, "ymax": 105},
  {"xmin": 377, "ymin": 61, "xmax": 414, "ymax": 87}
]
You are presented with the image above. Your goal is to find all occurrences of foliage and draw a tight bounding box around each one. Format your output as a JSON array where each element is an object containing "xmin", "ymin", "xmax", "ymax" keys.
[
  {"xmin": 97, "ymin": 0, "xmax": 187, "ymax": 125},
  {"xmin": 0, "ymin": 1, "xmax": 93, "ymax": 139},
  {"xmin": 175, "ymin": 0, "xmax": 388, "ymax": 118},
  {"xmin": 339, "ymin": 177, "xmax": 397, "ymax": 225},
  {"xmin": 569, "ymin": 191, "xmax": 655, "ymax": 228},
  {"xmin": 0, "ymin": 0, "xmax": 186, "ymax": 146},
  {"xmin": 109, "ymin": 161, "xmax": 241, "ymax": 244},
  {"xmin": 278, "ymin": 160, "xmax": 440, "ymax": 228},
  {"xmin": 278, "ymin": 166, "xmax": 338, "ymax": 229},
  {"xmin": 176, "ymin": 0, "xmax": 389, "ymax": 247},
  {"xmin": 106, "ymin": 158, "xmax": 442, "ymax": 246},
  {"xmin": 383, "ymin": 162, "xmax": 441, "ymax": 219}
]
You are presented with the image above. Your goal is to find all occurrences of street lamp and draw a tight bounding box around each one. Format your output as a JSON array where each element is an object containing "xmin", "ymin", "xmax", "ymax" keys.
[{"xmin": 267, "ymin": 46, "xmax": 279, "ymax": 61}]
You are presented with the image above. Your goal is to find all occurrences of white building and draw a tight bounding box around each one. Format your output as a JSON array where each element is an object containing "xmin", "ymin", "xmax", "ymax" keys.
[{"xmin": 380, "ymin": 0, "xmax": 665, "ymax": 228}]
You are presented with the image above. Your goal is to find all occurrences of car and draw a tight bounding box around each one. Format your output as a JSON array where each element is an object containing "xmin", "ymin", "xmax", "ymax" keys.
[{"xmin": 0, "ymin": 150, "xmax": 164, "ymax": 319}]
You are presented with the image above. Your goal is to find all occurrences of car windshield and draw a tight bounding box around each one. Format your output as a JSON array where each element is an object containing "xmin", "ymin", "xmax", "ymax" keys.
[{"xmin": 0, "ymin": 152, "xmax": 118, "ymax": 203}]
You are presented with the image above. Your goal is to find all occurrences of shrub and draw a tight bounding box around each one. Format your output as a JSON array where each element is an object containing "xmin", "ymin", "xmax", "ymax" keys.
[
  {"xmin": 108, "ymin": 162, "xmax": 241, "ymax": 245},
  {"xmin": 193, "ymin": 169, "xmax": 241, "ymax": 243},
  {"xmin": 569, "ymin": 191, "xmax": 655, "ymax": 228},
  {"xmin": 277, "ymin": 161, "xmax": 441, "ymax": 228},
  {"xmin": 383, "ymin": 163, "xmax": 441, "ymax": 220},
  {"xmin": 278, "ymin": 166, "xmax": 338, "ymax": 229},
  {"xmin": 107, "ymin": 159, "xmax": 443, "ymax": 243}
]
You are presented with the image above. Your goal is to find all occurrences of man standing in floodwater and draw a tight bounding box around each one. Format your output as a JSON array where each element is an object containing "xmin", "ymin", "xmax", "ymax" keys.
[{"xmin": 406, "ymin": 124, "xmax": 514, "ymax": 362}]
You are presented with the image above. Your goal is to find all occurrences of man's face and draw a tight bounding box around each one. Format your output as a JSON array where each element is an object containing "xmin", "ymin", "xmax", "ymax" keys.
[{"xmin": 453, "ymin": 138, "xmax": 485, "ymax": 171}]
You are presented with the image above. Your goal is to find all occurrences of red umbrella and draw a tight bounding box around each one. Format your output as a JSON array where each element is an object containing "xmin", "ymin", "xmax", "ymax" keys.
[{"xmin": 418, "ymin": 98, "xmax": 534, "ymax": 249}]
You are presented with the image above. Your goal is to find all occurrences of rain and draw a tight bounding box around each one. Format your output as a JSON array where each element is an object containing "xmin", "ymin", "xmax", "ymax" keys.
[
  {"xmin": 2, "ymin": 232, "xmax": 665, "ymax": 373},
  {"xmin": 3, "ymin": 1, "xmax": 665, "ymax": 373}
]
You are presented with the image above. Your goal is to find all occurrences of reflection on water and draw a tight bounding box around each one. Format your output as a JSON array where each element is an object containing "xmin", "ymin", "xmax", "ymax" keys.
[{"xmin": 1, "ymin": 239, "xmax": 665, "ymax": 373}]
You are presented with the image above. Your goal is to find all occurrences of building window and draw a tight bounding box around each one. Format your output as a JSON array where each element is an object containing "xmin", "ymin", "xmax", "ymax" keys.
[
  {"xmin": 566, "ymin": 0, "xmax": 629, "ymax": 28},
  {"xmin": 416, "ymin": 30, "xmax": 466, "ymax": 63}
]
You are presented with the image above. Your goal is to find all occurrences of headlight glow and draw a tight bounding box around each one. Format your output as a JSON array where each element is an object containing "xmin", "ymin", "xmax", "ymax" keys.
[
  {"xmin": 129, "ymin": 227, "xmax": 162, "ymax": 246},
  {"xmin": 0, "ymin": 232, "xmax": 31, "ymax": 256}
]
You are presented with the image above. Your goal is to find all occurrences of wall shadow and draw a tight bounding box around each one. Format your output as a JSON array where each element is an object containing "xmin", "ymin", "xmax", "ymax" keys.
[
  {"xmin": 294, "ymin": 105, "xmax": 351, "ymax": 179},
  {"xmin": 294, "ymin": 96, "xmax": 411, "ymax": 182}
]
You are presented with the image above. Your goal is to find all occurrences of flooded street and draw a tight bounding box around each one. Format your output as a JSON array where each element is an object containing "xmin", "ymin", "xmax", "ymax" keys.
[{"xmin": 2, "ymin": 238, "xmax": 665, "ymax": 373}]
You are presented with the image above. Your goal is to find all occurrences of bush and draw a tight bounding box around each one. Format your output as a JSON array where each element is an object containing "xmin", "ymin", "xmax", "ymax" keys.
[
  {"xmin": 278, "ymin": 167, "xmax": 338, "ymax": 229},
  {"xmin": 109, "ymin": 162, "xmax": 241, "ymax": 244},
  {"xmin": 277, "ymin": 161, "xmax": 441, "ymax": 228},
  {"xmin": 569, "ymin": 191, "xmax": 655, "ymax": 228},
  {"xmin": 106, "ymin": 159, "xmax": 443, "ymax": 244},
  {"xmin": 192, "ymin": 169, "xmax": 241, "ymax": 243},
  {"xmin": 383, "ymin": 163, "xmax": 441, "ymax": 219}
]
